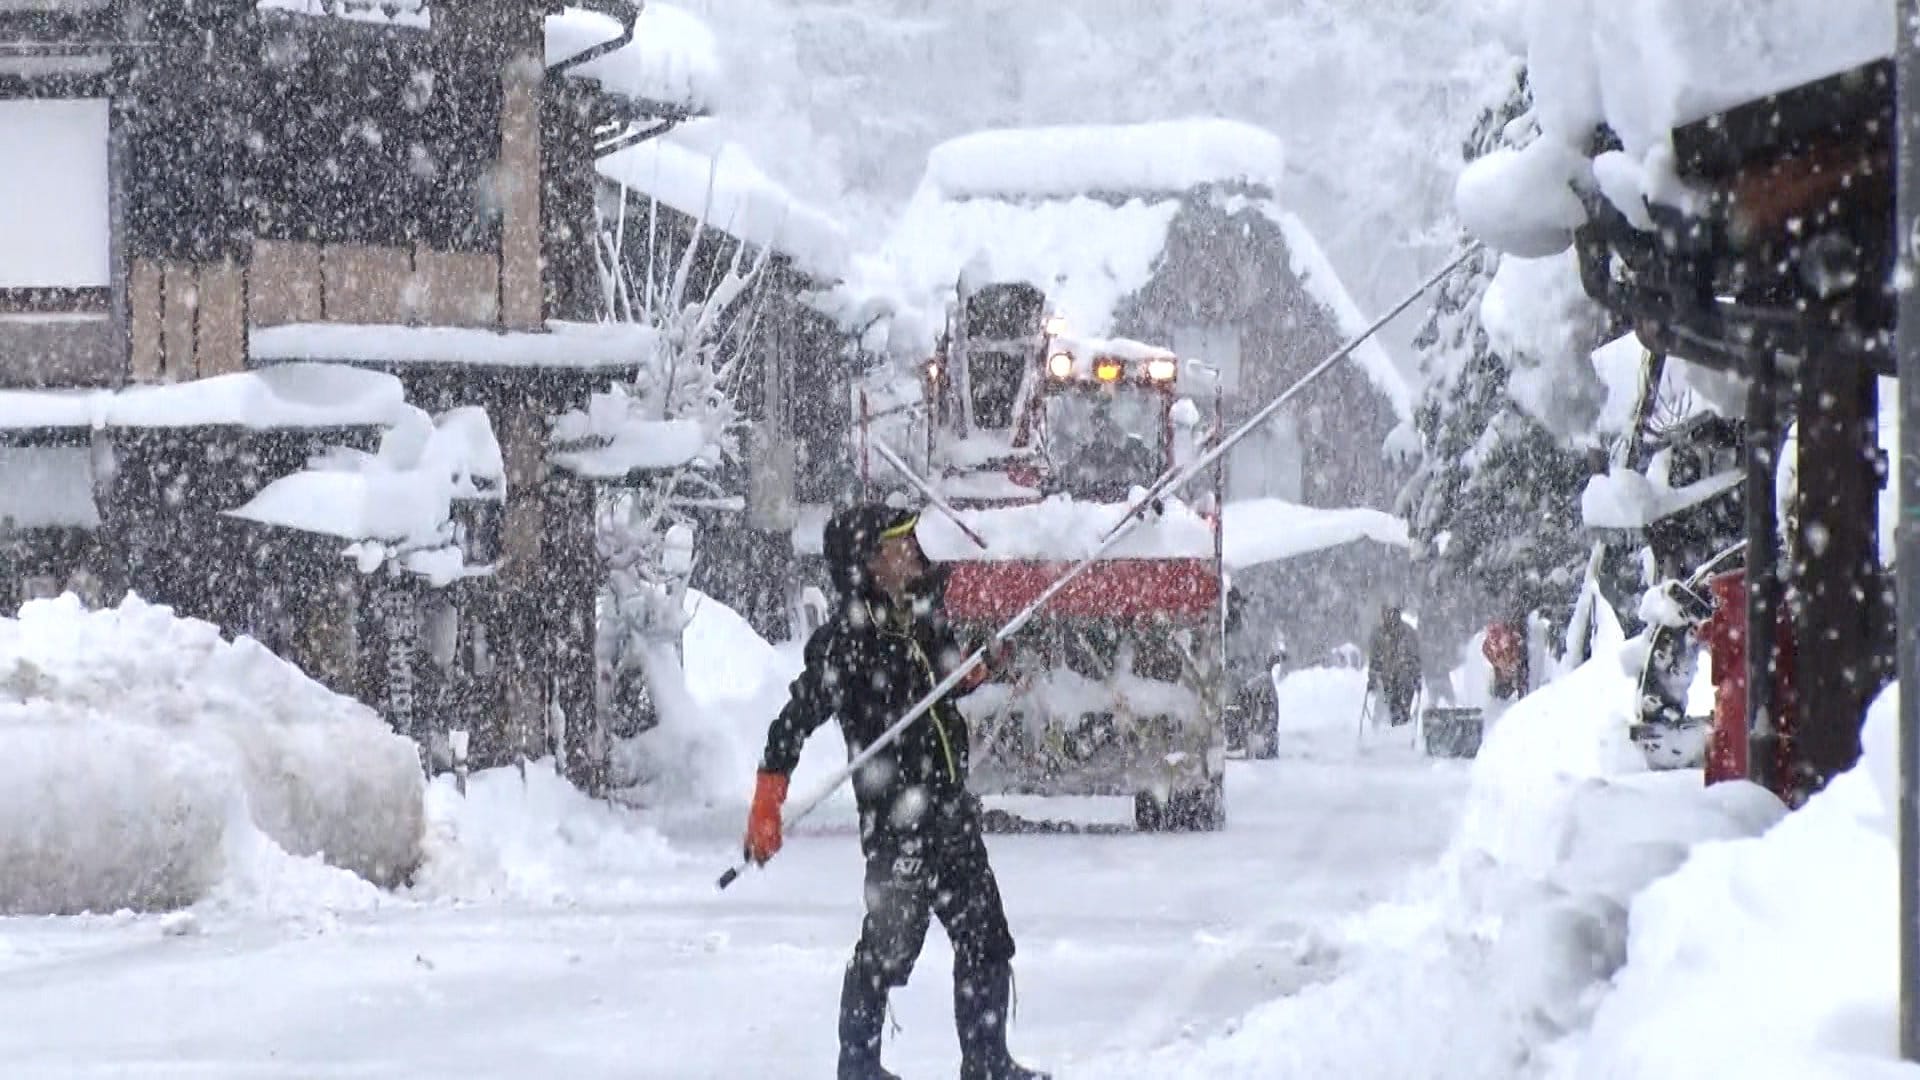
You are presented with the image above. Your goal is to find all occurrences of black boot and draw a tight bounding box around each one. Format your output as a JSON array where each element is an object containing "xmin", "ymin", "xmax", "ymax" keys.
[
  {"xmin": 955, "ymin": 958, "xmax": 1048, "ymax": 1080},
  {"xmin": 839, "ymin": 964, "xmax": 901, "ymax": 1080}
]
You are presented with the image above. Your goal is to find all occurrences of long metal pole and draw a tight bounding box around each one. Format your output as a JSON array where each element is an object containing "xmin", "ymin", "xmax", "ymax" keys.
[
  {"xmin": 717, "ymin": 241, "xmax": 1481, "ymax": 889},
  {"xmin": 1893, "ymin": 0, "xmax": 1920, "ymax": 1058}
]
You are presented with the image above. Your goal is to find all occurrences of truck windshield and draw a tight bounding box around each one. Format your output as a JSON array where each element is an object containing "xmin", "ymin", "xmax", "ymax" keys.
[{"xmin": 1044, "ymin": 386, "xmax": 1165, "ymax": 497}]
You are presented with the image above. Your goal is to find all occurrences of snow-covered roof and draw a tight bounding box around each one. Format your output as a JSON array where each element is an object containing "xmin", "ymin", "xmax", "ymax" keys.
[
  {"xmin": 1220, "ymin": 498, "xmax": 1408, "ymax": 570},
  {"xmin": 853, "ymin": 119, "xmax": 1408, "ymax": 418},
  {"xmin": 1263, "ymin": 208, "xmax": 1412, "ymax": 420},
  {"xmin": 249, "ymin": 321, "xmax": 662, "ymax": 372},
  {"xmin": 0, "ymin": 364, "xmax": 409, "ymax": 431},
  {"xmin": 547, "ymin": 4, "xmax": 721, "ymax": 116},
  {"xmin": 925, "ymin": 119, "xmax": 1285, "ymax": 201},
  {"xmin": 256, "ymin": 0, "xmax": 428, "ymax": 28},
  {"xmin": 1460, "ymin": 0, "xmax": 1893, "ymax": 255},
  {"xmin": 874, "ymin": 187, "xmax": 1181, "ymax": 346},
  {"xmin": 598, "ymin": 131, "xmax": 848, "ymax": 280}
]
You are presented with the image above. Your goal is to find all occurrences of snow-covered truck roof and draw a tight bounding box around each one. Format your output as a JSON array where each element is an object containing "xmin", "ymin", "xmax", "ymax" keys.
[
  {"xmin": 850, "ymin": 118, "xmax": 1410, "ymax": 420},
  {"xmin": 916, "ymin": 496, "xmax": 1215, "ymax": 562}
]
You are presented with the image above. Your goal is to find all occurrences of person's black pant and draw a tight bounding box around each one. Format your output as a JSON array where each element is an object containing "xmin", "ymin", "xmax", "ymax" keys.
[{"xmin": 840, "ymin": 797, "xmax": 1016, "ymax": 1075}]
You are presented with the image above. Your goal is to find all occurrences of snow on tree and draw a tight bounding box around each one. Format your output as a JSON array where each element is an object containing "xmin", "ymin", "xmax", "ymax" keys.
[
  {"xmin": 1400, "ymin": 64, "xmax": 1595, "ymax": 672},
  {"xmin": 561, "ymin": 176, "xmax": 772, "ymax": 785}
]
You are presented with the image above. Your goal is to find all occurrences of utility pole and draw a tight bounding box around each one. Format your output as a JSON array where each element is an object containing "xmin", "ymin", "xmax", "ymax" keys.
[{"xmin": 1894, "ymin": 0, "xmax": 1920, "ymax": 1060}]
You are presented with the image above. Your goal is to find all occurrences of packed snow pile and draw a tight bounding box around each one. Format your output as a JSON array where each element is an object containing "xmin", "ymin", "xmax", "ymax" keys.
[
  {"xmin": 606, "ymin": 589, "xmax": 853, "ymax": 817},
  {"xmin": 1555, "ymin": 685, "xmax": 1911, "ymax": 1077},
  {"xmin": 1459, "ymin": 0, "xmax": 1893, "ymax": 255},
  {"xmin": 0, "ymin": 596, "xmax": 424, "ymax": 915},
  {"xmin": 924, "ymin": 119, "xmax": 1285, "ymax": 201},
  {"xmin": 412, "ymin": 765, "xmax": 689, "ymax": 906},
  {"xmin": 547, "ymin": 3, "xmax": 723, "ymax": 115},
  {"xmin": 599, "ymin": 124, "xmax": 850, "ymax": 280},
  {"xmin": 1125, "ymin": 641, "xmax": 1789, "ymax": 1078},
  {"xmin": 917, "ymin": 496, "xmax": 1215, "ymax": 562},
  {"xmin": 1221, "ymin": 499, "xmax": 1407, "ymax": 570}
]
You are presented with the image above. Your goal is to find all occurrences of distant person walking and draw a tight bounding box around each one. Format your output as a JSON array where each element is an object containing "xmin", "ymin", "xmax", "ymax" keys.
[{"xmin": 1366, "ymin": 604, "xmax": 1421, "ymax": 727}]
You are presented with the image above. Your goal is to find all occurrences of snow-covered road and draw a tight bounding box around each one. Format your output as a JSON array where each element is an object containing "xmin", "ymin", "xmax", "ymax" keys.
[{"xmin": 0, "ymin": 711, "xmax": 1466, "ymax": 1079}]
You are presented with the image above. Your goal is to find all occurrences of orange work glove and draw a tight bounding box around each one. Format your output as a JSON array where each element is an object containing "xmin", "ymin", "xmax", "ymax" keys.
[{"xmin": 743, "ymin": 771, "xmax": 789, "ymax": 865}]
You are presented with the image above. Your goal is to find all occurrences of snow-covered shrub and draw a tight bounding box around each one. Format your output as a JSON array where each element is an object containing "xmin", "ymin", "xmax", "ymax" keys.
[{"xmin": 0, "ymin": 595, "xmax": 424, "ymax": 914}]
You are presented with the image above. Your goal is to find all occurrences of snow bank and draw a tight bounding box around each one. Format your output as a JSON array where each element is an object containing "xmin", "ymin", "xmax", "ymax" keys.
[
  {"xmin": 1128, "ymin": 642, "xmax": 1788, "ymax": 1078},
  {"xmin": 609, "ymin": 590, "xmax": 852, "ymax": 818},
  {"xmin": 548, "ymin": 3, "xmax": 722, "ymax": 115},
  {"xmin": 1461, "ymin": 0, "xmax": 1892, "ymax": 254},
  {"xmin": 1221, "ymin": 498, "xmax": 1407, "ymax": 570},
  {"xmin": 924, "ymin": 119, "xmax": 1284, "ymax": 201},
  {"xmin": 1555, "ymin": 685, "xmax": 1911, "ymax": 1078},
  {"xmin": 599, "ymin": 126, "xmax": 849, "ymax": 280},
  {"xmin": 0, "ymin": 596, "xmax": 424, "ymax": 915},
  {"xmin": 917, "ymin": 495, "xmax": 1215, "ymax": 562},
  {"xmin": 412, "ymin": 765, "xmax": 688, "ymax": 906}
]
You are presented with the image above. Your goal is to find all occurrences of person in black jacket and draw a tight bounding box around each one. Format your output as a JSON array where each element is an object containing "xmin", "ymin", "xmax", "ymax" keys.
[
  {"xmin": 742, "ymin": 503, "xmax": 1047, "ymax": 1080},
  {"xmin": 1366, "ymin": 604, "xmax": 1422, "ymax": 727}
]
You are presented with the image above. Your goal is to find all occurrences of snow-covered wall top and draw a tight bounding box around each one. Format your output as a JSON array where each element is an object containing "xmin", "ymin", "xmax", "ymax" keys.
[
  {"xmin": 547, "ymin": 3, "xmax": 722, "ymax": 115},
  {"xmin": 1459, "ymin": 0, "xmax": 1893, "ymax": 256},
  {"xmin": 598, "ymin": 128, "xmax": 849, "ymax": 280},
  {"xmin": 250, "ymin": 321, "xmax": 661, "ymax": 371},
  {"xmin": 257, "ymin": 0, "xmax": 429, "ymax": 27},
  {"xmin": 924, "ymin": 119, "xmax": 1285, "ymax": 201},
  {"xmin": 0, "ymin": 364, "xmax": 409, "ymax": 431}
]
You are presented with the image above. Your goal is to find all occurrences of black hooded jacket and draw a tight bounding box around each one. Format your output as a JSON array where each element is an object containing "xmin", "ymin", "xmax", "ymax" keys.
[{"xmin": 758, "ymin": 506, "xmax": 979, "ymax": 835}]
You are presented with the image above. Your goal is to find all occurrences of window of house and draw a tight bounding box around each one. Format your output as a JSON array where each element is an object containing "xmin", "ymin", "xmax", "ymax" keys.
[
  {"xmin": 0, "ymin": 98, "xmax": 110, "ymax": 293},
  {"xmin": 1170, "ymin": 323, "xmax": 1242, "ymax": 393},
  {"xmin": 1227, "ymin": 412, "xmax": 1303, "ymax": 503}
]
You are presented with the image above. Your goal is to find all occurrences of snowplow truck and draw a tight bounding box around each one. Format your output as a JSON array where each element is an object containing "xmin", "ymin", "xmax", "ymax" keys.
[{"xmin": 870, "ymin": 280, "xmax": 1229, "ymax": 830}]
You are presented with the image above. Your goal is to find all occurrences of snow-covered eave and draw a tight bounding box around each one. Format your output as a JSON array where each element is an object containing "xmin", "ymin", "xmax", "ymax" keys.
[
  {"xmin": 597, "ymin": 137, "xmax": 850, "ymax": 283},
  {"xmin": 0, "ymin": 364, "xmax": 409, "ymax": 432},
  {"xmin": 547, "ymin": 4, "xmax": 720, "ymax": 121},
  {"xmin": 249, "ymin": 321, "xmax": 661, "ymax": 374},
  {"xmin": 1220, "ymin": 499, "xmax": 1410, "ymax": 571},
  {"xmin": 1263, "ymin": 207, "xmax": 1412, "ymax": 421}
]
